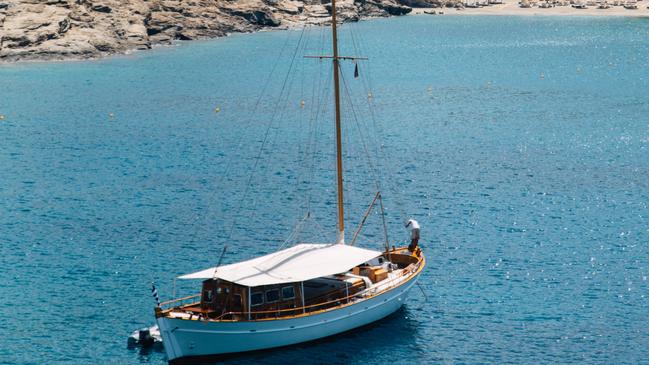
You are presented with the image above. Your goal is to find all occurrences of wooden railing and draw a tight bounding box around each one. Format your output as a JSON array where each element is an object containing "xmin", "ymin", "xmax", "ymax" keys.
[{"xmin": 159, "ymin": 294, "xmax": 201, "ymax": 310}]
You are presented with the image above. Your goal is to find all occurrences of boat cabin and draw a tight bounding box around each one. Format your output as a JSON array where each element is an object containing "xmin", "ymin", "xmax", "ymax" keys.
[
  {"xmin": 190, "ymin": 249, "xmax": 421, "ymax": 321},
  {"xmin": 198, "ymin": 279, "xmax": 303, "ymax": 320}
]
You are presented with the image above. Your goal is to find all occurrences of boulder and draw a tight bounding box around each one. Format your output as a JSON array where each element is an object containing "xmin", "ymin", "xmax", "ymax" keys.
[
  {"xmin": 1, "ymin": 4, "xmax": 71, "ymax": 49},
  {"xmin": 397, "ymin": 0, "xmax": 441, "ymax": 6},
  {"xmin": 367, "ymin": 0, "xmax": 412, "ymax": 15},
  {"xmin": 275, "ymin": 0, "xmax": 304, "ymax": 14},
  {"xmin": 90, "ymin": 3, "xmax": 112, "ymax": 13},
  {"xmin": 229, "ymin": 9, "xmax": 281, "ymax": 26}
]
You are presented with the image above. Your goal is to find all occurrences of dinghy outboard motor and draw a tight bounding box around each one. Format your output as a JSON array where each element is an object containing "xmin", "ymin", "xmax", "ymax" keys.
[
  {"xmin": 405, "ymin": 219, "xmax": 420, "ymax": 252},
  {"xmin": 138, "ymin": 329, "xmax": 154, "ymax": 347}
]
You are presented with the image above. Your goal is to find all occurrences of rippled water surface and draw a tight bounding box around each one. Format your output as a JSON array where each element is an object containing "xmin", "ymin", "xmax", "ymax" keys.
[{"xmin": 1, "ymin": 15, "xmax": 648, "ymax": 364}]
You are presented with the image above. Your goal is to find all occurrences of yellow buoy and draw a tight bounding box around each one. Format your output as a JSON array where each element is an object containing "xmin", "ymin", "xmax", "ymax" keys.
[
  {"xmin": 300, "ymin": 100, "xmax": 305, "ymax": 108},
  {"xmin": 214, "ymin": 106, "xmax": 221, "ymax": 113}
]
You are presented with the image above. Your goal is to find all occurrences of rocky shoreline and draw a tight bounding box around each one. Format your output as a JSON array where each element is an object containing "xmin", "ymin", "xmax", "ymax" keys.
[{"xmin": 0, "ymin": 0, "xmax": 423, "ymax": 63}]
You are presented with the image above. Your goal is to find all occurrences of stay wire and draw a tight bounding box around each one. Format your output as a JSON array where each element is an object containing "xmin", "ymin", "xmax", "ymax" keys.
[
  {"xmin": 245, "ymin": 27, "xmax": 314, "ymax": 240},
  {"xmin": 225, "ymin": 25, "xmax": 309, "ymax": 245},
  {"xmin": 339, "ymin": 67, "xmax": 381, "ymax": 192},
  {"xmin": 305, "ymin": 62, "xmax": 333, "ymax": 224},
  {"xmin": 340, "ymin": 67, "xmax": 383, "ymax": 244},
  {"xmin": 352, "ymin": 31, "xmax": 408, "ymax": 223},
  {"xmin": 305, "ymin": 25, "xmax": 331, "ymax": 215},
  {"xmin": 284, "ymin": 26, "xmax": 323, "ymax": 242},
  {"xmin": 197, "ymin": 27, "xmax": 296, "ymax": 251}
]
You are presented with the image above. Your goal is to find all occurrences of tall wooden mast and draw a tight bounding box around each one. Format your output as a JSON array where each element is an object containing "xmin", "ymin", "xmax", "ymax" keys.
[{"xmin": 331, "ymin": 0, "xmax": 345, "ymax": 245}]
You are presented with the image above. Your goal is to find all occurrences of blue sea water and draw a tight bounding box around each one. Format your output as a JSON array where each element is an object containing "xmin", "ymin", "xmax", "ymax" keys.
[{"xmin": 1, "ymin": 14, "xmax": 648, "ymax": 364}]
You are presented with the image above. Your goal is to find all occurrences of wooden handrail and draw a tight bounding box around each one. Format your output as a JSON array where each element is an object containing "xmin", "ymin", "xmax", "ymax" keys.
[{"xmin": 159, "ymin": 293, "xmax": 201, "ymax": 308}]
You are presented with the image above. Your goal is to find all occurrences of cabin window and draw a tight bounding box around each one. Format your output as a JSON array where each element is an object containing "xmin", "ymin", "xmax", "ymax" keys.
[
  {"xmin": 203, "ymin": 290, "xmax": 213, "ymax": 302},
  {"xmin": 304, "ymin": 282, "xmax": 327, "ymax": 289},
  {"xmin": 251, "ymin": 292, "xmax": 264, "ymax": 306},
  {"xmin": 265, "ymin": 289, "xmax": 280, "ymax": 303},
  {"xmin": 281, "ymin": 286, "xmax": 295, "ymax": 300},
  {"xmin": 216, "ymin": 286, "xmax": 230, "ymax": 295}
]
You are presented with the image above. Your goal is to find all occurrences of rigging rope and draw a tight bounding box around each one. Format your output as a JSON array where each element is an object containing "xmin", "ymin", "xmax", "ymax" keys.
[
  {"xmin": 347, "ymin": 21, "xmax": 409, "ymax": 224},
  {"xmin": 224, "ymin": 25, "xmax": 310, "ymax": 247},
  {"xmin": 191, "ymin": 27, "xmax": 295, "ymax": 242}
]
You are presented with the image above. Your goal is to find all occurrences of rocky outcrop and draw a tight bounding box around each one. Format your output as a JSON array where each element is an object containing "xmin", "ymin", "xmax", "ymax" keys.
[
  {"xmin": 0, "ymin": 0, "xmax": 412, "ymax": 62},
  {"xmin": 0, "ymin": 0, "xmax": 153, "ymax": 60}
]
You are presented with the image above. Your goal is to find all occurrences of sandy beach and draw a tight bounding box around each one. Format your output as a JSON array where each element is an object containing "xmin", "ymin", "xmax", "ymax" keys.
[{"xmin": 411, "ymin": 0, "xmax": 649, "ymax": 16}]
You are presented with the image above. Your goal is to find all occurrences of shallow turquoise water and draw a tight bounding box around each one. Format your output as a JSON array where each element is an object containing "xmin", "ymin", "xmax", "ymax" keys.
[{"xmin": 1, "ymin": 15, "xmax": 648, "ymax": 364}]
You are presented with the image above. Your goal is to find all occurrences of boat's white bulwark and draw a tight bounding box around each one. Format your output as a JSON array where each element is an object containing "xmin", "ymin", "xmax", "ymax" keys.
[{"xmin": 157, "ymin": 262, "xmax": 424, "ymax": 362}]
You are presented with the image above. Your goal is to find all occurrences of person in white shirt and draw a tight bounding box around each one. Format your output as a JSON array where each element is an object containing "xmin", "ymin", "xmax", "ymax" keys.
[{"xmin": 405, "ymin": 219, "xmax": 420, "ymax": 252}]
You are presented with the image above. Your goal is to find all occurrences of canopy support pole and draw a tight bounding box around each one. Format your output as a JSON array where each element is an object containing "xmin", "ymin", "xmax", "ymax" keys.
[
  {"xmin": 345, "ymin": 281, "xmax": 349, "ymax": 304},
  {"xmin": 248, "ymin": 287, "xmax": 251, "ymax": 321},
  {"xmin": 301, "ymin": 282, "xmax": 306, "ymax": 314}
]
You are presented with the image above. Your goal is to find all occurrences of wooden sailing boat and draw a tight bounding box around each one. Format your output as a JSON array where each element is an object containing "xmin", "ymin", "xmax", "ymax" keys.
[{"xmin": 154, "ymin": 1, "xmax": 426, "ymax": 363}]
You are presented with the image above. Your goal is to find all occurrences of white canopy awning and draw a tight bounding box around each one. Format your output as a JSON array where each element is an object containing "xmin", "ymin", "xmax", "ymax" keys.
[{"xmin": 178, "ymin": 243, "xmax": 382, "ymax": 287}]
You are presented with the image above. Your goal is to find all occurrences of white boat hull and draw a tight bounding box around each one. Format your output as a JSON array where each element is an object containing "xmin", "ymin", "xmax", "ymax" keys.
[{"xmin": 157, "ymin": 271, "xmax": 421, "ymax": 363}]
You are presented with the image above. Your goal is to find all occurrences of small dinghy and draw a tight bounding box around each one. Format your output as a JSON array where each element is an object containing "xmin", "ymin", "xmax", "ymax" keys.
[{"xmin": 127, "ymin": 325, "xmax": 163, "ymax": 349}]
